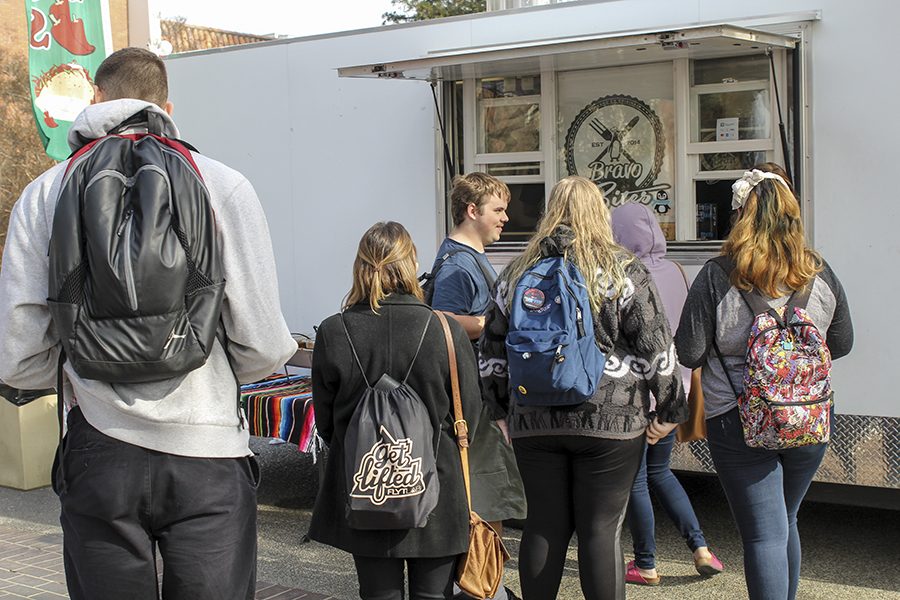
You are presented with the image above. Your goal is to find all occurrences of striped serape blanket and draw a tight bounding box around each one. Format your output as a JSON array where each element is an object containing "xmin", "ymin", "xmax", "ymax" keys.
[{"xmin": 240, "ymin": 374, "xmax": 318, "ymax": 453}]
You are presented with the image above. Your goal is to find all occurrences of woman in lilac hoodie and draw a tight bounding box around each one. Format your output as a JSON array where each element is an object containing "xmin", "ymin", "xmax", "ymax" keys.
[{"xmin": 611, "ymin": 202, "xmax": 723, "ymax": 585}]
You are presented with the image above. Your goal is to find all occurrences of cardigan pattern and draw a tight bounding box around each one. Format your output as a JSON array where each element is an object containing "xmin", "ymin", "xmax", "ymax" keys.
[{"xmin": 479, "ymin": 252, "xmax": 688, "ymax": 440}]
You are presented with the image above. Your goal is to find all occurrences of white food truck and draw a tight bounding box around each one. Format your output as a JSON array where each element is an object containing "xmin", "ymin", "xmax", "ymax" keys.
[{"xmin": 164, "ymin": 0, "xmax": 899, "ymax": 499}]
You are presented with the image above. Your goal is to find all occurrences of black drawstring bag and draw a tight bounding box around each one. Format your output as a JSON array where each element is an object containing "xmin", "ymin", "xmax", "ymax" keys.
[{"xmin": 340, "ymin": 312, "xmax": 440, "ymax": 530}]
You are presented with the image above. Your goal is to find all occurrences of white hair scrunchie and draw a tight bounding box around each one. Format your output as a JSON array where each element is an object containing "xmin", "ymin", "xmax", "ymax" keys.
[{"xmin": 731, "ymin": 169, "xmax": 789, "ymax": 210}]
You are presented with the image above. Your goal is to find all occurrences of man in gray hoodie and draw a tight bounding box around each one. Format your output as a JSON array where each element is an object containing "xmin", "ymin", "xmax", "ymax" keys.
[{"xmin": 0, "ymin": 48, "xmax": 296, "ymax": 599}]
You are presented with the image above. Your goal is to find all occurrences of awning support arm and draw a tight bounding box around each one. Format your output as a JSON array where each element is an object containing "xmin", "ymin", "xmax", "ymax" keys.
[
  {"xmin": 430, "ymin": 82, "xmax": 456, "ymax": 179},
  {"xmin": 768, "ymin": 48, "xmax": 793, "ymax": 183}
]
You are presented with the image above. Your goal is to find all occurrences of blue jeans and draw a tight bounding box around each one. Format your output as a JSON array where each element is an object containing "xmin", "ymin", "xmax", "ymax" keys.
[
  {"xmin": 707, "ymin": 408, "xmax": 827, "ymax": 600},
  {"xmin": 626, "ymin": 429, "xmax": 707, "ymax": 569}
]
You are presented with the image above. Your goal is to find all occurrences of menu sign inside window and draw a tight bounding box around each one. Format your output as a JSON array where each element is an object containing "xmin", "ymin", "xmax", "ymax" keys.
[
  {"xmin": 564, "ymin": 94, "xmax": 672, "ymax": 221},
  {"xmin": 557, "ymin": 64, "xmax": 676, "ymax": 239}
]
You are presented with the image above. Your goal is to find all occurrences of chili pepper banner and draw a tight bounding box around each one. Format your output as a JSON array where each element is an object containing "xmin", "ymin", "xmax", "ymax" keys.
[{"xmin": 27, "ymin": 0, "xmax": 112, "ymax": 161}]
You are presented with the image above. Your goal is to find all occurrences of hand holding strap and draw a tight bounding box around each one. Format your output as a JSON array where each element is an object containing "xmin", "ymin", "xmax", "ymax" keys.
[{"xmin": 433, "ymin": 311, "xmax": 472, "ymax": 510}]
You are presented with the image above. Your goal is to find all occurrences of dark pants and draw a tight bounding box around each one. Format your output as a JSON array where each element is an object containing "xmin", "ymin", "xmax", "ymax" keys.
[
  {"xmin": 353, "ymin": 555, "xmax": 457, "ymax": 600},
  {"xmin": 707, "ymin": 408, "xmax": 827, "ymax": 600},
  {"xmin": 626, "ymin": 429, "xmax": 707, "ymax": 569},
  {"xmin": 513, "ymin": 434, "xmax": 645, "ymax": 600},
  {"xmin": 53, "ymin": 407, "xmax": 260, "ymax": 600}
]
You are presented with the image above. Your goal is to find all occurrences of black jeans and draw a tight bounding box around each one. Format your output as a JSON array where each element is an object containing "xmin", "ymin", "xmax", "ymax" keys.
[
  {"xmin": 53, "ymin": 407, "xmax": 260, "ymax": 600},
  {"xmin": 353, "ymin": 554, "xmax": 457, "ymax": 600},
  {"xmin": 513, "ymin": 434, "xmax": 645, "ymax": 600}
]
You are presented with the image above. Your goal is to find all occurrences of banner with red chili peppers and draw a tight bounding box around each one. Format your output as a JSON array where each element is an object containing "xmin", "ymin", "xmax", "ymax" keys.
[{"xmin": 27, "ymin": 0, "xmax": 111, "ymax": 161}]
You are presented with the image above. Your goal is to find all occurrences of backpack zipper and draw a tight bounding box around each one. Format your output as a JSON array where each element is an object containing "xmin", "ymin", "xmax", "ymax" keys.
[
  {"xmin": 748, "ymin": 320, "xmax": 818, "ymax": 349},
  {"xmin": 163, "ymin": 325, "xmax": 187, "ymax": 351},
  {"xmin": 117, "ymin": 206, "xmax": 138, "ymax": 311},
  {"xmin": 551, "ymin": 345, "xmax": 566, "ymax": 371},
  {"xmin": 764, "ymin": 394, "xmax": 832, "ymax": 407},
  {"xmin": 115, "ymin": 207, "xmax": 133, "ymax": 236}
]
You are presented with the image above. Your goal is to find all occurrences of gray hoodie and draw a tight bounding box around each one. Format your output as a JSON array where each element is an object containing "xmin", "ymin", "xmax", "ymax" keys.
[
  {"xmin": 611, "ymin": 202, "xmax": 690, "ymax": 394},
  {"xmin": 0, "ymin": 100, "xmax": 296, "ymax": 458}
]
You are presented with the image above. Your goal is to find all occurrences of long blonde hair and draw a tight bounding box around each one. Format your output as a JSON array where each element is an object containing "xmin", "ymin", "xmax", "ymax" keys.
[
  {"xmin": 722, "ymin": 178, "xmax": 821, "ymax": 296},
  {"xmin": 344, "ymin": 221, "xmax": 424, "ymax": 312},
  {"xmin": 500, "ymin": 176, "xmax": 629, "ymax": 314}
]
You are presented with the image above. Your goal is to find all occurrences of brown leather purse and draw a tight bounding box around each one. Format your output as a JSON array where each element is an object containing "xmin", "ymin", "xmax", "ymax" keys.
[
  {"xmin": 676, "ymin": 368, "xmax": 706, "ymax": 442},
  {"xmin": 434, "ymin": 311, "xmax": 510, "ymax": 600},
  {"xmin": 673, "ymin": 262, "xmax": 706, "ymax": 443}
]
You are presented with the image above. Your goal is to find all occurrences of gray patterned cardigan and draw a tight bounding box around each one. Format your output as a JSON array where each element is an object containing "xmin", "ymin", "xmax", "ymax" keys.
[{"xmin": 478, "ymin": 239, "xmax": 689, "ymax": 440}]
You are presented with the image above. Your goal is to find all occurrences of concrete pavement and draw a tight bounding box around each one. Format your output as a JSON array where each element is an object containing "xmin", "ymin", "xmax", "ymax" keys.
[{"xmin": 1, "ymin": 437, "xmax": 899, "ymax": 599}]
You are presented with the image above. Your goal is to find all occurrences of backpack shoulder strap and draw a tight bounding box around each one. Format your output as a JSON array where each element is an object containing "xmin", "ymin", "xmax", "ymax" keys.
[
  {"xmin": 711, "ymin": 338, "xmax": 742, "ymax": 401},
  {"xmin": 402, "ymin": 313, "xmax": 433, "ymax": 384},
  {"xmin": 468, "ymin": 249, "xmax": 498, "ymax": 289},
  {"xmin": 743, "ymin": 289, "xmax": 780, "ymax": 321},
  {"xmin": 786, "ymin": 282, "xmax": 812, "ymax": 312},
  {"xmin": 340, "ymin": 307, "xmax": 433, "ymax": 388},
  {"xmin": 339, "ymin": 312, "xmax": 372, "ymax": 389},
  {"xmin": 433, "ymin": 246, "xmax": 497, "ymax": 289}
]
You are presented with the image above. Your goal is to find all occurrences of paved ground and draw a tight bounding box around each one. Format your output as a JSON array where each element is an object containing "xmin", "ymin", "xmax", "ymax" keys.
[{"xmin": 1, "ymin": 437, "xmax": 899, "ymax": 599}]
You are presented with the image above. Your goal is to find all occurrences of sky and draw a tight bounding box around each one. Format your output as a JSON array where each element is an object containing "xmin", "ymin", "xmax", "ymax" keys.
[{"xmin": 150, "ymin": 0, "xmax": 398, "ymax": 38}]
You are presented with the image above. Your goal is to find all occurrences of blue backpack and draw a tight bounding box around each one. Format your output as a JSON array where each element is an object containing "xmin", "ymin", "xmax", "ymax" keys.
[{"xmin": 506, "ymin": 256, "xmax": 606, "ymax": 406}]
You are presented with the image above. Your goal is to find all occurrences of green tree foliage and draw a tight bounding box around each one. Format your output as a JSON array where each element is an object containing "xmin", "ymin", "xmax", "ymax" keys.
[
  {"xmin": 0, "ymin": 51, "xmax": 55, "ymax": 264},
  {"xmin": 383, "ymin": 0, "xmax": 486, "ymax": 24}
]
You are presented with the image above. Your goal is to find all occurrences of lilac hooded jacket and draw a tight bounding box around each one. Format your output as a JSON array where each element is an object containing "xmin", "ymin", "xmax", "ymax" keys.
[{"xmin": 611, "ymin": 202, "xmax": 690, "ymax": 390}]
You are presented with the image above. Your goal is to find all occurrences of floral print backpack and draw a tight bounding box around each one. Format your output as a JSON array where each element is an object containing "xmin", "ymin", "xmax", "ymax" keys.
[{"xmin": 712, "ymin": 260, "xmax": 833, "ymax": 450}]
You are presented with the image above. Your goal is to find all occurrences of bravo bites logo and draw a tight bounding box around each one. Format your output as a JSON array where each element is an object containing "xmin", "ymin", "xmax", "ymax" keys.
[
  {"xmin": 565, "ymin": 95, "xmax": 670, "ymax": 210},
  {"xmin": 351, "ymin": 426, "xmax": 426, "ymax": 505}
]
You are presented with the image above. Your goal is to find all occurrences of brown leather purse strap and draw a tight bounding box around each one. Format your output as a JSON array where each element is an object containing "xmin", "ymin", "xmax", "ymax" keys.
[{"xmin": 433, "ymin": 311, "xmax": 472, "ymax": 510}]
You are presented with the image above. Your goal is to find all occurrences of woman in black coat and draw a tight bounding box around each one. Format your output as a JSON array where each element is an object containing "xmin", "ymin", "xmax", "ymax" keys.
[{"xmin": 310, "ymin": 221, "xmax": 482, "ymax": 600}]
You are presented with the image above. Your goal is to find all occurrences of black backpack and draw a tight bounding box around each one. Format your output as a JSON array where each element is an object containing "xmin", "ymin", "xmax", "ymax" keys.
[
  {"xmin": 419, "ymin": 246, "xmax": 497, "ymax": 306},
  {"xmin": 340, "ymin": 311, "xmax": 440, "ymax": 530},
  {"xmin": 48, "ymin": 110, "xmax": 225, "ymax": 383}
]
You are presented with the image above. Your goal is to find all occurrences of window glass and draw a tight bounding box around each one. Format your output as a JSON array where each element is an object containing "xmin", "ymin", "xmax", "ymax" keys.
[
  {"xmin": 501, "ymin": 183, "xmax": 545, "ymax": 243},
  {"xmin": 478, "ymin": 76, "xmax": 541, "ymax": 99},
  {"xmin": 693, "ymin": 89, "xmax": 770, "ymax": 143},
  {"xmin": 485, "ymin": 162, "xmax": 541, "ymax": 177},
  {"xmin": 477, "ymin": 76, "xmax": 541, "ymax": 154},
  {"xmin": 479, "ymin": 101, "xmax": 541, "ymax": 153},
  {"xmin": 557, "ymin": 62, "xmax": 676, "ymax": 240},
  {"xmin": 695, "ymin": 180, "xmax": 736, "ymax": 240},
  {"xmin": 699, "ymin": 150, "xmax": 767, "ymax": 172},
  {"xmin": 692, "ymin": 55, "xmax": 769, "ymax": 86}
]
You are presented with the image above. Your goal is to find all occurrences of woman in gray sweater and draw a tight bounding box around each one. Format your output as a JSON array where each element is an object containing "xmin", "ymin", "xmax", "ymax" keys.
[{"xmin": 674, "ymin": 166, "xmax": 853, "ymax": 600}]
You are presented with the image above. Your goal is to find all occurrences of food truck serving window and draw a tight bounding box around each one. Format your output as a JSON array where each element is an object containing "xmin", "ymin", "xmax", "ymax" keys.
[{"xmin": 339, "ymin": 23, "xmax": 803, "ymax": 256}]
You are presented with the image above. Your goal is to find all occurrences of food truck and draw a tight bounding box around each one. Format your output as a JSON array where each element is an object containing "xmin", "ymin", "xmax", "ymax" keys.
[{"xmin": 164, "ymin": 0, "xmax": 899, "ymax": 497}]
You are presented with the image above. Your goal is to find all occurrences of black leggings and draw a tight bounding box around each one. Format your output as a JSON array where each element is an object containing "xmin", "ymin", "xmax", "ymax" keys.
[
  {"xmin": 353, "ymin": 555, "xmax": 457, "ymax": 600},
  {"xmin": 513, "ymin": 434, "xmax": 645, "ymax": 600}
]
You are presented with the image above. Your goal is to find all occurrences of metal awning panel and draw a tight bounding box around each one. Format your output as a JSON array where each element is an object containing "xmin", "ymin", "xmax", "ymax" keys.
[{"xmin": 338, "ymin": 24, "xmax": 798, "ymax": 81}]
